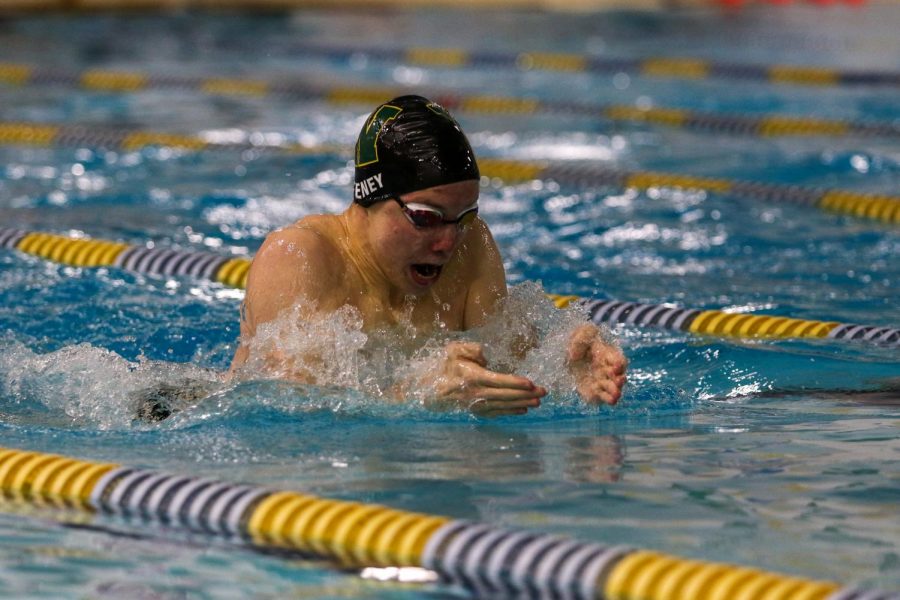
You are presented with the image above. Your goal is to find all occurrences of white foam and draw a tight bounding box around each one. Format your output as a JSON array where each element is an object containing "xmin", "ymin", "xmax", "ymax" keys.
[
  {"xmin": 233, "ymin": 282, "xmax": 615, "ymax": 412},
  {"xmin": 0, "ymin": 340, "xmax": 219, "ymax": 430}
]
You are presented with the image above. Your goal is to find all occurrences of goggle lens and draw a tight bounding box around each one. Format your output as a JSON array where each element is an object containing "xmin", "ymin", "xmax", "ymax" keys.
[
  {"xmin": 405, "ymin": 207, "xmax": 444, "ymax": 227},
  {"xmin": 395, "ymin": 199, "xmax": 478, "ymax": 229}
]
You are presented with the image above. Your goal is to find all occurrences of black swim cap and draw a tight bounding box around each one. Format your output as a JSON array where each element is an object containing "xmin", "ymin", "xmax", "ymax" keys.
[{"xmin": 353, "ymin": 95, "xmax": 480, "ymax": 207}]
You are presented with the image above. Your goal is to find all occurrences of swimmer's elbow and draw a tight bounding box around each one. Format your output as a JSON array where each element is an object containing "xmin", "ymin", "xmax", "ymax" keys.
[
  {"xmin": 279, "ymin": 369, "xmax": 319, "ymax": 386},
  {"xmin": 261, "ymin": 354, "xmax": 322, "ymax": 386},
  {"xmin": 227, "ymin": 345, "xmax": 320, "ymax": 386},
  {"xmin": 228, "ymin": 345, "xmax": 249, "ymax": 376}
]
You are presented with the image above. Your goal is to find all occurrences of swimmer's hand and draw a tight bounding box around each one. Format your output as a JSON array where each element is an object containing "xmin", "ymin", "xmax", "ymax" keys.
[
  {"xmin": 567, "ymin": 324, "xmax": 627, "ymax": 406},
  {"xmin": 422, "ymin": 341, "xmax": 546, "ymax": 417}
]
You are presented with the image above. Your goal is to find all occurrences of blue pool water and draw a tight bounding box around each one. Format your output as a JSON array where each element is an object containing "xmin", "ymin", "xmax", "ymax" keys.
[{"xmin": 1, "ymin": 4, "xmax": 899, "ymax": 597}]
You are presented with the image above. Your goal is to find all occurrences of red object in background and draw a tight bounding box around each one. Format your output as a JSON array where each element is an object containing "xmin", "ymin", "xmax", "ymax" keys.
[{"xmin": 716, "ymin": 0, "xmax": 867, "ymax": 6}]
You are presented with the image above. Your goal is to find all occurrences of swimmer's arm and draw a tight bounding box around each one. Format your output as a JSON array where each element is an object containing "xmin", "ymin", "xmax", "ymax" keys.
[
  {"xmin": 386, "ymin": 222, "xmax": 544, "ymax": 416},
  {"xmin": 228, "ymin": 226, "xmax": 341, "ymax": 381},
  {"xmin": 395, "ymin": 341, "xmax": 546, "ymax": 418},
  {"xmin": 458, "ymin": 220, "xmax": 626, "ymax": 405},
  {"xmin": 462, "ymin": 219, "xmax": 508, "ymax": 330},
  {"xmin": 566, "ymin": 324, "xmax": 627, "ymax": 406},
  {"xmin": 461, "ymin": 220, "xmax": 539, "ymax": 359}
]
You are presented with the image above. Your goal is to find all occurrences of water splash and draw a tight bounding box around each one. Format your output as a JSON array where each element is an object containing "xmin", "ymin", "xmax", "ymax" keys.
[
  {"xmin": 233, "ymin": 281, "xmax": 622, "ymax": 415},
  {"xmin": 0, "ymin": 283, "xmax": 685, "ymax": 428},
  {"xmin": 0, "ymin": 338, "xmax": 219, "ymax": 430}
]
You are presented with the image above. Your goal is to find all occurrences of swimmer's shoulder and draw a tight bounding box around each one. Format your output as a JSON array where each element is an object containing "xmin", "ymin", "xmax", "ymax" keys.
[
  {"xmin": 239, "ymin": 215, "xmax": 351, "ymax": 338},
  {"xmin": 261, "ymin": 216, "xmax": 343, "ymax": 260},
  {"xmin": 441, "ymin": 217, "xmax": 507, "ymax": 329},
  {"xmin": 290, "ymin": 213, "xmax": 345, "ymax": 240},
  {"xmin": 445, "ymin": 216, "xmax": 502, "ymax": 278},
  {"xmin": 249, "ymin": 215, "xmax": 347, "ymax": 290}
]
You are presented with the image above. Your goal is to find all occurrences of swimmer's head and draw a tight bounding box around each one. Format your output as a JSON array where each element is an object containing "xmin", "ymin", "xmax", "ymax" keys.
[{"xmin": 353, "ymin": 95, "xmax": 479, "ymax": 207}]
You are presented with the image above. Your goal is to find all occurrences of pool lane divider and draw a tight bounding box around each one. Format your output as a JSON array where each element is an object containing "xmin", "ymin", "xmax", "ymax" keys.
[
  {"xmin": 478, "ymin": 159, "xmax": 900, "ymax": 225},
  {"xmin": 2, "ymin": 227, "xmax": 898, "ymax": 348},
  {"xmin": 0, "ymin": 120, "xmax": 342, "ymax": 156},
  {"xmin": 4, "ymin": 45, "xmax": 899, "ymax": 92},
  {"xmin": 0, "ymin": 122, "xmax": 898, "ymax": 225},
  {"xmin": 547, "ymin": 295, "xmax": 900, "ymax": 348},
  {"xmin": 2, "ymin": 64, "xmax": 899, "ymax": 140},
  {"xmin": 285, "ymin": 43, "xmax": 900, "ymax": 89},
  {"xmin": 0, "ymin": 228, "xmax": 251, "ymax": 289},
  {"xmin": 2, "ymin": 446, "xmax": 897, "ymax": 600}
]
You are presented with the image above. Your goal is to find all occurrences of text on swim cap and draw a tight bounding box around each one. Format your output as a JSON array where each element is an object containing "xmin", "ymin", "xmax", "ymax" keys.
[{"xmin": 354, "ymin": 173, "xmax": 384, "ymax": 200}]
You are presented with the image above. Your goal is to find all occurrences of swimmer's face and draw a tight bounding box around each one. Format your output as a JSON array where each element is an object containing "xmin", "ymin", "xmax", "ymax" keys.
[{"xmin": 367, "ymin": 179, "xmax": 480, "ymax": 294}]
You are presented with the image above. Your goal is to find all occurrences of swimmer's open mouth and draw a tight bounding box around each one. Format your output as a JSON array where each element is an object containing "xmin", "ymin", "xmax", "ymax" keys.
[{"xmin": 410, "ymin": 263, "xmax": 443, "ymax": 285}]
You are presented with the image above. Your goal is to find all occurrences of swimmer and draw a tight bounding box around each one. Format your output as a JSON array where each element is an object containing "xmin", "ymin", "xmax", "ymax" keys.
[{"xmin": 228, "ymin": 95, "xmax": 627, "ymax": 417}]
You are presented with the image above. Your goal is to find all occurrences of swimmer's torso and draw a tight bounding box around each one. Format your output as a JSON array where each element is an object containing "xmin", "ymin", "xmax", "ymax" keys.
[
  {"xmin": 293, "ymin": 213, "xmax": 473, "ymax": 331},
  {"xmin": 230, "ymin": 210, "xmax": 504, "ymax": 375}
]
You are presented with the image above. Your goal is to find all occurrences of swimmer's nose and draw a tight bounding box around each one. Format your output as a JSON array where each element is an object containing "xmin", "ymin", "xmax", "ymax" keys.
[{"xmin": 429, "ymin": 223, "xmax": 460, "ymax": 255}]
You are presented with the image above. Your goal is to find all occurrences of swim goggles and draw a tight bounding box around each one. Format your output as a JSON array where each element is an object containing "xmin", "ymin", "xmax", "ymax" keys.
[{"xmin": 392, "ymin": 198, "xmax": 479, "ymax": 229}]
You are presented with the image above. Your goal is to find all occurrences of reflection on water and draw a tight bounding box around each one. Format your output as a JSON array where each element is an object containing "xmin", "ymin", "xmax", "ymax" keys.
[{"xmin": 565, "ymin": 435, "xmax": 625, "ymax": 483}]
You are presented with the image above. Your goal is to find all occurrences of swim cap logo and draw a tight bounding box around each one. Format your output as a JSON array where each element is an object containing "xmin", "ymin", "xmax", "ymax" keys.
[{"xmin": 356, "ymin": 104, "xmax": 403, "ymax": 168}]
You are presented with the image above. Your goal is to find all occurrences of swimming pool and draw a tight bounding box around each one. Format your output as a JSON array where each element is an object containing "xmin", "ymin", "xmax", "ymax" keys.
[{"xmin": 1, "ymin": 3, "xmax": 898, "ymax": 597}]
